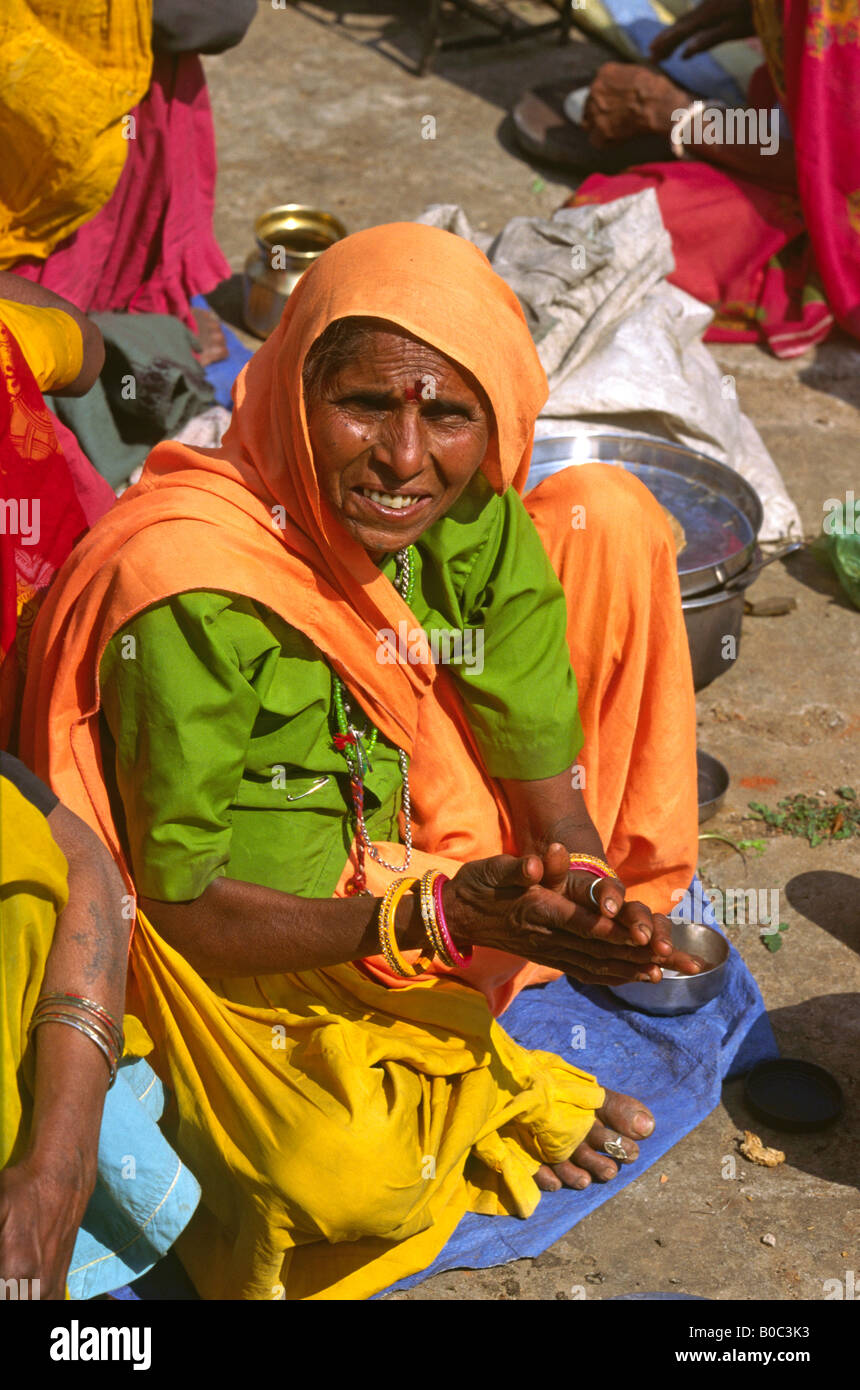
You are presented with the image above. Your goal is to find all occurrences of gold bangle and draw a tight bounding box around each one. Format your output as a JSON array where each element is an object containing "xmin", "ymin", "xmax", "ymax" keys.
[
  {"xmin": 567, "ymin": 852, "xmax": 617, "ymax": 880},
  {"xmin": 419, "ymin": 869, "xmax": 454, "ymax": 967},
  {"xmin": 377, "ymin": 877, "xmax": 432, "ymax": 978}
]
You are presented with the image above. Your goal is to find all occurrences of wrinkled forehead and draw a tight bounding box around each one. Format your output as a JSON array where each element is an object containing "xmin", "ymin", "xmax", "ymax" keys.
[{"xmin": 302, "ymin": 315, "xmax": 494, "ymax": 415}]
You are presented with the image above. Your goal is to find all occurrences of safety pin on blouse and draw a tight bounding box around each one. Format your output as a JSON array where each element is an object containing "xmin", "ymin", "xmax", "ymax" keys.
[
  {"xmin": 285, "ymin": 776, "xmax": 331, "ymax": 802},
  {"xmin": 351, "ymin": 724, "xmax": 374, "ymax": 776}
]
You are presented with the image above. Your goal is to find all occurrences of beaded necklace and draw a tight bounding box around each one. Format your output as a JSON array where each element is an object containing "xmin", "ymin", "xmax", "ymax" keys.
[{"xmin": 332, "ymin": 545, "xmax": 415, "ymax": 896}]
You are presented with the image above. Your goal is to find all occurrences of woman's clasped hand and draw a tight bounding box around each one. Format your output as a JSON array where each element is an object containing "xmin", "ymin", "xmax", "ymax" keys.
[{"xmin": 443, "ymin": 842, "xmax": 704, "ymax": 986}]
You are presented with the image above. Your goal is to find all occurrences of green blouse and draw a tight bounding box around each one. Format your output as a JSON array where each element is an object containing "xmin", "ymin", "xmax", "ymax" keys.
[{"xmin": 99, "ymin": 473, "xmax": 583, "ymax": 903}]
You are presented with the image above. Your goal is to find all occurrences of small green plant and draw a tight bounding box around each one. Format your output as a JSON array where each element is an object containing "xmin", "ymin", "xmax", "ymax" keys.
[
  {"xmin": 762, "ymin": 922, "xmax": 790, "ymax": 954},
  {"xmin": 747, "ymin": 788, "xmax": 859, "ymax": 846}
]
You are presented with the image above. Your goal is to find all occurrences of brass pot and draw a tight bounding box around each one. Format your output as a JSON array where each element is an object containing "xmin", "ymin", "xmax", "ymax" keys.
[{"xmin": 242, "ymin": 205, "xmax": 348, "ymax": 339}]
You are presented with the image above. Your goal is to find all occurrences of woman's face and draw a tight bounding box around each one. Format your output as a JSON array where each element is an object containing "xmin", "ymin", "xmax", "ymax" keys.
[{"xmin": 305, "ymin": 326, "xmax": 491, "ymax": 559}]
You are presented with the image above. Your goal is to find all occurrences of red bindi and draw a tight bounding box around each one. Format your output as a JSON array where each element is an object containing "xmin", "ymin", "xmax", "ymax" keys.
[{"xmin": 404, "ymin": 382, "xmax": 420, "ymax": 402}]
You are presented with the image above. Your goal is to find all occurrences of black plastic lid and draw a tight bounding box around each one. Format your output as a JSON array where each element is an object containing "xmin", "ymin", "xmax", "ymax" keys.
[{"xmin": 744, "ymin": 1058, "xmax": 844, "ymax": 1132}]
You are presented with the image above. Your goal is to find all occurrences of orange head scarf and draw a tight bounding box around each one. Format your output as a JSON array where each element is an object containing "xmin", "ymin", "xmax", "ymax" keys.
[
  {"xmin": 18, "ymin": 223, "xmax": 548, "ymax": 874},
  {"xmin": 225, "ymin": 220, "xmax": 547, "ymax": 530}
]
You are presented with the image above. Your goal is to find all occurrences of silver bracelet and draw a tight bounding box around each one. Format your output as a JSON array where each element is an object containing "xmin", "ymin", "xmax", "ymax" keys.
[
  {"xmin": 30, "ymin": 1012, "xmax": 119, "ymax": 1087},
  {"xmin": 32, "ymin": 992, "xmax": 124, "ymax": 1057}
]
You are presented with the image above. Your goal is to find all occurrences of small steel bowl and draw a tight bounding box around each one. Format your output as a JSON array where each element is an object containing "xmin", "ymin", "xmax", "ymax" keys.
[{"xmin": 609, "ymin": 920, "xmax": 730, "ymax": 1016}]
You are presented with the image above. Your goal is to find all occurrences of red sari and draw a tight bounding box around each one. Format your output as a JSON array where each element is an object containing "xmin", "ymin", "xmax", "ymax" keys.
[
  {"xmin": 0, "ymin": 323, "xmax": 91, "ymax": 747},
  {"xmin": 569, "ymin": 0, "xmax": 860, "ymax": 357}
]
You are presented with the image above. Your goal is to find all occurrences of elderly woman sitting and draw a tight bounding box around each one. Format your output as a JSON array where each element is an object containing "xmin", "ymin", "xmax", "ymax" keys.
[{"xmin": 21, "ymin": 223, "xmax": 701, "ymax": 1300}]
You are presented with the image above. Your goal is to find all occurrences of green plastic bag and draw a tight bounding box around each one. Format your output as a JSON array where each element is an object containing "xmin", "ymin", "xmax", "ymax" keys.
[{"xmin": 813, "ymin": 500, "xmax": 860, "ymax": 610}]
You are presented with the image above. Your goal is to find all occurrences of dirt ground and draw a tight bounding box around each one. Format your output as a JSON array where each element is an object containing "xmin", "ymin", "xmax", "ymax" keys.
[{"xmin": 202, "ymin": 3, "xmax": 859, "ymax": 1301}]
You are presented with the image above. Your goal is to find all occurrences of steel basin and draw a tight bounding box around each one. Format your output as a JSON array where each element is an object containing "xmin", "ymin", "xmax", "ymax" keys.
[
  {"xmin": 527, "ymin": 433, "xmax": 764, "ymax": 598},
  {"xmin": 682, "ymin": 553, "xmax": 760, "ymax": 690}
]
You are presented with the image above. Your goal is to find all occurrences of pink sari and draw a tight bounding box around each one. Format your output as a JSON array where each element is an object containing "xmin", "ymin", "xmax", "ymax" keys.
[
  {"xmin": 783, "ymin": 0, "xmax": 860, "ymax": 340},
  {"xmin": 569, "ymin": 0, "xmax": 860, "ymax": 357}
]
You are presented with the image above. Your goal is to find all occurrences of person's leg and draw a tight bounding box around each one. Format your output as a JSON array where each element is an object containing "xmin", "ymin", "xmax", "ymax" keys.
[{"xmin": 525, "ymin": 461, "xmax": 698, "ymax": 916}]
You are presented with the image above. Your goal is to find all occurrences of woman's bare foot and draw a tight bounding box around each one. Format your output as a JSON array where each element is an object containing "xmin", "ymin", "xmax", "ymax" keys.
[
  {"xmin": 535, "ymin": 1089, "xmax": 655, "ymax": 1193},
  {"xmin": 192, "ymin": 306, "xmax": 229, "ymax": 367}
]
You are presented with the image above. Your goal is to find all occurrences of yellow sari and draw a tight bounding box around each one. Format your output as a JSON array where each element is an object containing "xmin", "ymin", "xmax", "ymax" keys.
[
  {"xmin": 0, "ymin": 781, "xmax": 602, "ymax": 1300},
  {"xmin": 0, "ymin": 1, "xmax": 152, "ymax": 267},
  {"xmin": 0, "ymin": 779, "xmax": 68, "ymax": 1169},
  {"xmin": 130, "ymin": 904, "xmax": 602, "ymax": 1301}
]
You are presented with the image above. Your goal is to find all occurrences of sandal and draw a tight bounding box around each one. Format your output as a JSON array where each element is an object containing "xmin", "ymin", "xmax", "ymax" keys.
[{"xmin": 513, "ymin": 80, "xmax": 672, "ymax": 175}]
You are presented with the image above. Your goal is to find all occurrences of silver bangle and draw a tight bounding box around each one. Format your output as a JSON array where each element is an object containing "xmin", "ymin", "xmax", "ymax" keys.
[
  {"xmin": 32, "ymin": 992, "xmax": 124, "ymax": 1057},
  {"xmin": 30, "ymin": 1012, "xmax": 119, "ymax": 1087},
  {"xmin": 31, "ymin": 1004, "xmax": 118, "ymax": 1049}
]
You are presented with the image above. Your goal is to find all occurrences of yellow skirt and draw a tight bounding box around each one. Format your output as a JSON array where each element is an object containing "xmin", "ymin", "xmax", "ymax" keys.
[{"xmin": 129, "ymin": 911, "xmax": 604, "ymax": 1301}]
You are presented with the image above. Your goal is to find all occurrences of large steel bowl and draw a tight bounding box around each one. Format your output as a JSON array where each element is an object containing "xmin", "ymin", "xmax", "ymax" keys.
[
  {"xmin": 609, "ymin": 921, "xmax": 730, "ymax": 1016},
  {"xmin": 527, "ymin": 433, "xmax": 764, "ymax": 597},
  {"xmin": 526, "ymin": 433, "xmax": 767, "ymax": 688}
]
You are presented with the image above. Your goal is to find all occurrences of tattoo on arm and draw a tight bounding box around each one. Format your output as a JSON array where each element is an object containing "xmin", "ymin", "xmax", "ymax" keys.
[
  {"xmin": 84, "ymin": 900, "xmax": 125, "ymax": 985},
  {"xmin": 64, "ymin": 903, "xmax": 125, "ymax": 987}
]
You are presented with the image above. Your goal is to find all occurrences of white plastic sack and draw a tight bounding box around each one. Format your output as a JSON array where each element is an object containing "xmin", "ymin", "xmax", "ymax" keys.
[{"xmin": 416, "ymin": 195, "xmax": 802, "ymax": 541}]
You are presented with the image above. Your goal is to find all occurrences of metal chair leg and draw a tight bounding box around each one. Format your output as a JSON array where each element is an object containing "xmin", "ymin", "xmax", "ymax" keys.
[
  {"xmin": 418, "ymin": 0, "xmax": 443, "ymax": 75},
  {"xmin": 417, "ymin": 0, "xmax": 575, "ymax": 74}
]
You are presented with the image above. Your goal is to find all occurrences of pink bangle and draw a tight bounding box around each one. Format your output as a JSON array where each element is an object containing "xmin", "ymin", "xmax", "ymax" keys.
[
  {"xmin": 567, "ymin": 854, "xmax": 615, "ymax": 880},
  {"xmin": 433, "ymin": 873, "xmax": 473, "ymax": 968}
]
